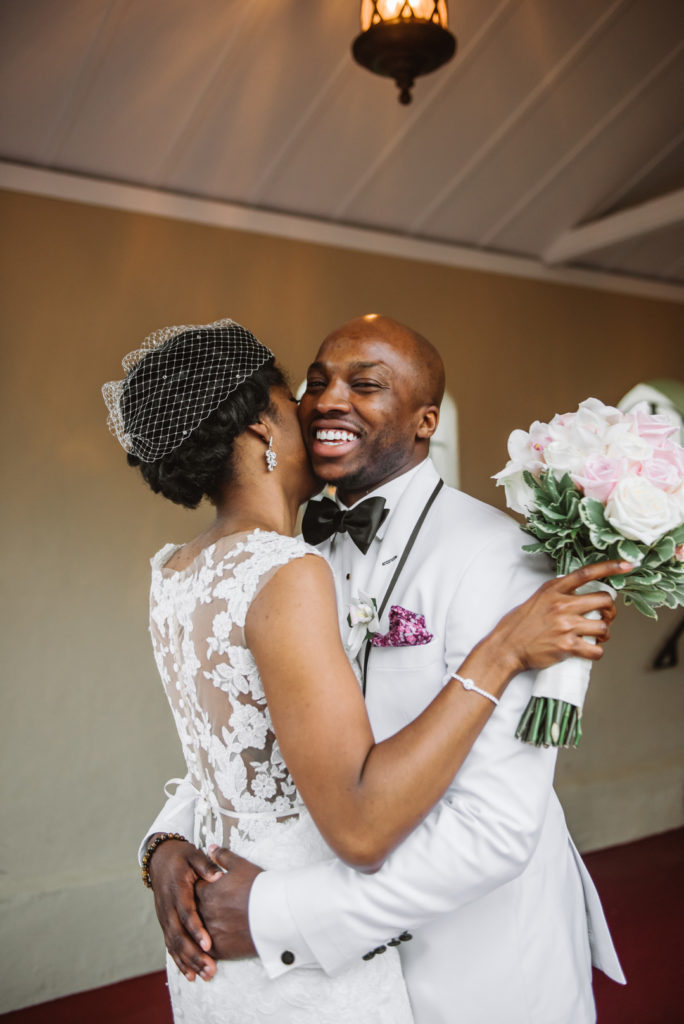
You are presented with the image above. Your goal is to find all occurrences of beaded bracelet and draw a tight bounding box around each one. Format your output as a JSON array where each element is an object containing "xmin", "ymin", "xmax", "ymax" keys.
[
  {"xmin": 141, "ymin": 832, "xmax": 187, "ymax": 889},
  {"xmin": 453, "ymin": 672, "xmax": 500, "ymax": 706}
]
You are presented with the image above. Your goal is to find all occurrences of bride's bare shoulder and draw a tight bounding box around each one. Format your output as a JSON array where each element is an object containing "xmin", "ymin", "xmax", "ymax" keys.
[
  {"xmin": 247, "ymin": 550, "xmax": 335, "ymax": 621},
  {"xmin": 264, "ymin": 548, "xmax": 333, "ymax": 590}
]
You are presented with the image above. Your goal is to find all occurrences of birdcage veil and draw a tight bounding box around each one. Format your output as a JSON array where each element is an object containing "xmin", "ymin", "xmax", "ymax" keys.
[{"xmin": 102, "ymin": 318, "xmax": 274, "ymax": 462}]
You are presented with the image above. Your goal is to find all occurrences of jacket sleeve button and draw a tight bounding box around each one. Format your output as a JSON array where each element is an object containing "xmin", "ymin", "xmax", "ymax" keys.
[
  {"xmin": 374, "ymin": 945, "xmax": 387, "ymax": 954},
  {"xmin": 362, "ymin": 950, "xmax": 376, "ymax": 961},
  {"xmin": 399, "ymin": 931, "xmax": 413, "ymax": 942},
  {"xmin": 281, "ymin": 950, "xmax": 295, "ymax": 965}
]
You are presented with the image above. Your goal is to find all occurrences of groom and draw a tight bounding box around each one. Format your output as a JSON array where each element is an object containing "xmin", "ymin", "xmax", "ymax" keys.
[{"xmin": 144, "ymin": 315, "xmax": 625, "ymax": 1023}]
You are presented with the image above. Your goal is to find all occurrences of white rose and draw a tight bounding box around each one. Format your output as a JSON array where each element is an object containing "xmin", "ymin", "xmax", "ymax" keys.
[
  {"xmin": 671, "ymin": 482, "xmax": 684, "ymax": 519},
  {"xmin": 549, "ymin": 399, "xmax": 615, "ymax": 455},
  {"xmin": 605, "ymin": 476, "xmax": 681, "ymax": 546},
  {"xmin": 604, "ymin": 422, "xmax": 654, "ymax": 462},
  {"xmin": 542, "ymin": 400, "xmax": 624, "ymax": 476},
  {"xmin": 577, "ymin": 397, "xmax": 623, "ymax": 426},
  {"xmin": 573, "ymin": 403, "xmax": 610, "ymax": 446},
  {"xmin": 543, "ymin": 439, "xmax": 591, "ymax": 475},
  {"xmin": 493, "ymin": 462, "xmax": 537, "ymax": 514}
]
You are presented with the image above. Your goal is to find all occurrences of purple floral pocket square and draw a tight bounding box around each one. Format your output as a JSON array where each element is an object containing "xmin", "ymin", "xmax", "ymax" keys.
[{"xmin": 371, "ymin": 605, "xmax": 433, "ymax": 647}]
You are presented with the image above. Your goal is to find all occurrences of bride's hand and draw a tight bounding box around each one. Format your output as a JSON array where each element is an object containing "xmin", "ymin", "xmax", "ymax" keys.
[{"xmin": 489, "ymin": 559, "xmax": 633, "ymax": 677}]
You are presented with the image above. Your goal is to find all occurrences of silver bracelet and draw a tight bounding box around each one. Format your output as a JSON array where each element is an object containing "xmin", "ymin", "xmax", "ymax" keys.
[{"xmin": 453, "ymin": 672, "xmax": 499, "ymax": 706}]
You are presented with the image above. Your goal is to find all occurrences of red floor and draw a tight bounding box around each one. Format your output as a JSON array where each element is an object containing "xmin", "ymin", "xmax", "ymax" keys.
[
  {"xmin": 2, "ymin": 828, "xmax": 681, "ymax": 1023},
  {"xmin": 585, "ymin": 828, "xmax": 683, "ymax": 1024}
]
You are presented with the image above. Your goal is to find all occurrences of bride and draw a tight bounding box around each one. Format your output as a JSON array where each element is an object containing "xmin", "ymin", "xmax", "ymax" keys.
[{"xmin": 103, "ymin": 319, "xmax": 624, "ymax": 1024}]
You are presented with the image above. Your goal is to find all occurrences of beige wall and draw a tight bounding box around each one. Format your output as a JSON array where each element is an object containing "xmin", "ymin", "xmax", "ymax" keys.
[{"xmin": 1, "ymin": 188, "xmax": 682, "ymax": 1011}]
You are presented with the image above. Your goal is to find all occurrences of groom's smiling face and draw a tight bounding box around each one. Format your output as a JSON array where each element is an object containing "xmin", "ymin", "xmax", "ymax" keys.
[{"xmin": 298, "ymin": 315, "xmax": 443, "ymax": 505}]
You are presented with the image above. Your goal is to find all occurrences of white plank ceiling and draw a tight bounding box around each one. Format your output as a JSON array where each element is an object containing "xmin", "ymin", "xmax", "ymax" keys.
[{"xmin": 1, "ymin": 0, "xmax": 683, "ymax": 285}]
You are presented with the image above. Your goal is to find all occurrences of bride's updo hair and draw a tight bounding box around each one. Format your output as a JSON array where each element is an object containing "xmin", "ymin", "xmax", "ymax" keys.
[
  {"xmin": 127, "ymin": 362, "xmax": 286, "ymax": 508},
  {"xmin": 102, "ymin": 319, "xmax": 287, "ymax": 509}
]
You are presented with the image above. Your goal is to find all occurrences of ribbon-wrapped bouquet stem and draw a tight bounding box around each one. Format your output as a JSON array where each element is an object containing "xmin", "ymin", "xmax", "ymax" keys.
[{"xmin": 495, "ymin": 398, "xmax": 684, "ymax": 748}]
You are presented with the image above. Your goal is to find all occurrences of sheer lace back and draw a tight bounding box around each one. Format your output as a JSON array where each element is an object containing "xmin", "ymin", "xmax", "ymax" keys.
[
  {"xmin": 153, "ymin": 530, "xmax": 415, "ymax": 1023},
  {"xmin": 150, "ymin": 529, "xmax": 324, "ymax": 852}
]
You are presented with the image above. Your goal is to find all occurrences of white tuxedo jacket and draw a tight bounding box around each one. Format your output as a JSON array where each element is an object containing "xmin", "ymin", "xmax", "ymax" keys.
[{"xmin": 145, "ymin": 460, "xmax": 625, "ymax": 1024}]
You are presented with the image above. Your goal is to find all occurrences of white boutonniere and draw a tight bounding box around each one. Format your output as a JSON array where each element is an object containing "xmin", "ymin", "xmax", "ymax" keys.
[{"xmin": 346, "ymin": 592, "xmax": 380, "ymax": 659}]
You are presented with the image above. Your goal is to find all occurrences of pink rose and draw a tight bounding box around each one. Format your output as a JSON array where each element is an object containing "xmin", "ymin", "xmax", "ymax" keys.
[
  {"xmin": 573, "ymin": 455, "xmax": 627, "ymax": 503},
  {"xmin": 652, "ymin": 439, "xmax": 684, "ymax": 473},
  {"xmin": 639, "ymin": 453, "xmax": 683, "ymax": 492},
  {"xmin": 628, "ymin": 409, "xmax": 679, "ymax": 446},
  {"xmin": 675, "ymin": 544, "xmax": 684, "ymax": 563}
]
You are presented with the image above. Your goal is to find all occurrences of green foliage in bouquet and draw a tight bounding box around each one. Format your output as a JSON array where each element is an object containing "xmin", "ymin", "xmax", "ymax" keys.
[
  {"xmin": 520, "ymin": 470, "xmax": 684, "ymax": 618},
  {"xmin": 515, "ymin": 470, "xmax": 684, "ymax": 749}
]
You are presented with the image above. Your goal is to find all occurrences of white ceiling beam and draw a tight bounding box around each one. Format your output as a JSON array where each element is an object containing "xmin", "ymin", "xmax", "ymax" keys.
[
  {"xmin": 2, "ymin": 160, "xmax": 683, "ymax": 305},
  {"xmin": 545, "ymin": 188, "xmax": 684, "ymax": 264},
  {"xmin": 481, "ymin": 38, "xmax": 684, "ymax": 247},
  {"xmin": 593, "ymin": 126, "xmax": 684, "ymax": 217}
]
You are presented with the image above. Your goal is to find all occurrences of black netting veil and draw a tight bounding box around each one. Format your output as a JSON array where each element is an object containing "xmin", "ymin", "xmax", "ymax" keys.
[{"xmin": 102, "ymin": 319, "xmax": 274, "ymax": 461}]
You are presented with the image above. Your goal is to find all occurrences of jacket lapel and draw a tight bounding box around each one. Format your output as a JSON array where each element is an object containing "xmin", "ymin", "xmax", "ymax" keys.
[{"xmin": 362, "ymin": 459, "xmax": 442, "ymax": 633}]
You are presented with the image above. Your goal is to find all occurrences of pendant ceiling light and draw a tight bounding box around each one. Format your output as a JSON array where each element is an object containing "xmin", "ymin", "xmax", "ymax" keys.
[{"xmin": 352, "ymin": 1, "xmax": 457, "ymax": 105}]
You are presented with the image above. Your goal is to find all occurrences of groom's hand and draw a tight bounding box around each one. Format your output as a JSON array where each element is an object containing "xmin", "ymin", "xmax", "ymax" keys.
[
  {"xmin": 147, "ymin": 835, "xmax": 222, "ymax": 982},
  {"xmin": 195, "ymin": 846, "xmax": 263, "ymax": 959}
]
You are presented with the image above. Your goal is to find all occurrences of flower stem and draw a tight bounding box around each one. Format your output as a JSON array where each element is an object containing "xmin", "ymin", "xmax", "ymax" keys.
[
  {"xmin": 515, "ymin": 699, "xmax": 536, "ymax": 741},
  {"xmin": 558, "ymin": 701, "xmax": 572, "ymax": 746},
  {"xmin": 530, "ymin": 698, "xmax": 545, "ymax": 745},
  {"xmin": 543, "ymin": 698, "xmax": 557, "ymax": 746},
  {"xmin": 515, "ymin": 696, "xmax": 583, "ymax": 748}
]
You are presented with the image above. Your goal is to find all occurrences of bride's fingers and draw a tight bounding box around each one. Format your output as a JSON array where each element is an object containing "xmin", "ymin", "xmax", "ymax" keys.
[
  {"xmin": 569, "ymin": 589, "xmax": 618, "ymax": 610},
  {"xmin": 572, "ymin": 638, "xmax": 606, "ymax": 660},
  {"xmin": 602, "ymin": 600, "xmax": 617, "ymax": 624},
  {"xmin": 555, "ymin": 560, "xmax": 633, "ymax": 592},
  {"xmin": 570, "ymin": 618, "xmax": 609, "ymax": 639},
  {"xmin": 567, "ymin": 592, "xmax": 616, "ymax": 616}
]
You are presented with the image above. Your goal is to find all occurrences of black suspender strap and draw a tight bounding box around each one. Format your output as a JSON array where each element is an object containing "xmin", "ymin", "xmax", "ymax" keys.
[{"xmin": 361, "ymin": 479, "xmax": 444, "ymax": 695}]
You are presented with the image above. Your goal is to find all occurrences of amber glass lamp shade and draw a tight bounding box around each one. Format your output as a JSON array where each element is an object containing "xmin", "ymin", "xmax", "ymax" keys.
[{"xmin": 353, "ymin": 1, "xmax": 456, "ymax": 104}]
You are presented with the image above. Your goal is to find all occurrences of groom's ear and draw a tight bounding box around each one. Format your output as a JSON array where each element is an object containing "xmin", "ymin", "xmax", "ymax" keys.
[{"xmin": 416, "ymin": 405, "xmax": 440, "ymax": 440}]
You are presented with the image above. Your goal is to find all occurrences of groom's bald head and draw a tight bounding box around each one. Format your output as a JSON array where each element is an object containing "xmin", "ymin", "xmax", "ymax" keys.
[
  {"xmin": 298, "ymin": 315, "xmax": 444, "ymax": 503},
  {"xmin": 325, "ymin": 315, "xmax": 445, "ymax": 406}
]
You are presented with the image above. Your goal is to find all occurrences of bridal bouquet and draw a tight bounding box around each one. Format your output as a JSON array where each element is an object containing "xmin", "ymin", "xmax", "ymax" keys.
[{"xmin": 494, "ymin": 398, "xmax": 684, "ymax": 748}]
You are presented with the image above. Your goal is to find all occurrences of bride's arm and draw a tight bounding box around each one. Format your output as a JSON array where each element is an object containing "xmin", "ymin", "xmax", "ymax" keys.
[{"xmin": 246, "ymin": 554, "xmax": 627, "ymax": 873}]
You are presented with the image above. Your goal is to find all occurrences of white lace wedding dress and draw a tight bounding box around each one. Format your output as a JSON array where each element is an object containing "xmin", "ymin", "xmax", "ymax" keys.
[{"xmin": 149, "ymin": 529, "xmax": 413, "ymax": 1024}]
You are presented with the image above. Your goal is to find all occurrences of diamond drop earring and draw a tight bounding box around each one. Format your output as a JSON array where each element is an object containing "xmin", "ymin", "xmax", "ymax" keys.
[{"xmin": 265, "ymin": 436, "xmax": 277, "ymax": 472}]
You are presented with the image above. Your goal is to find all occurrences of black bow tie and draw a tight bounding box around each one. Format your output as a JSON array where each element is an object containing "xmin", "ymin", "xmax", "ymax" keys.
[{"xmin": 302, "ymin": 496, "xmax": 389, "ymax": 555}]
